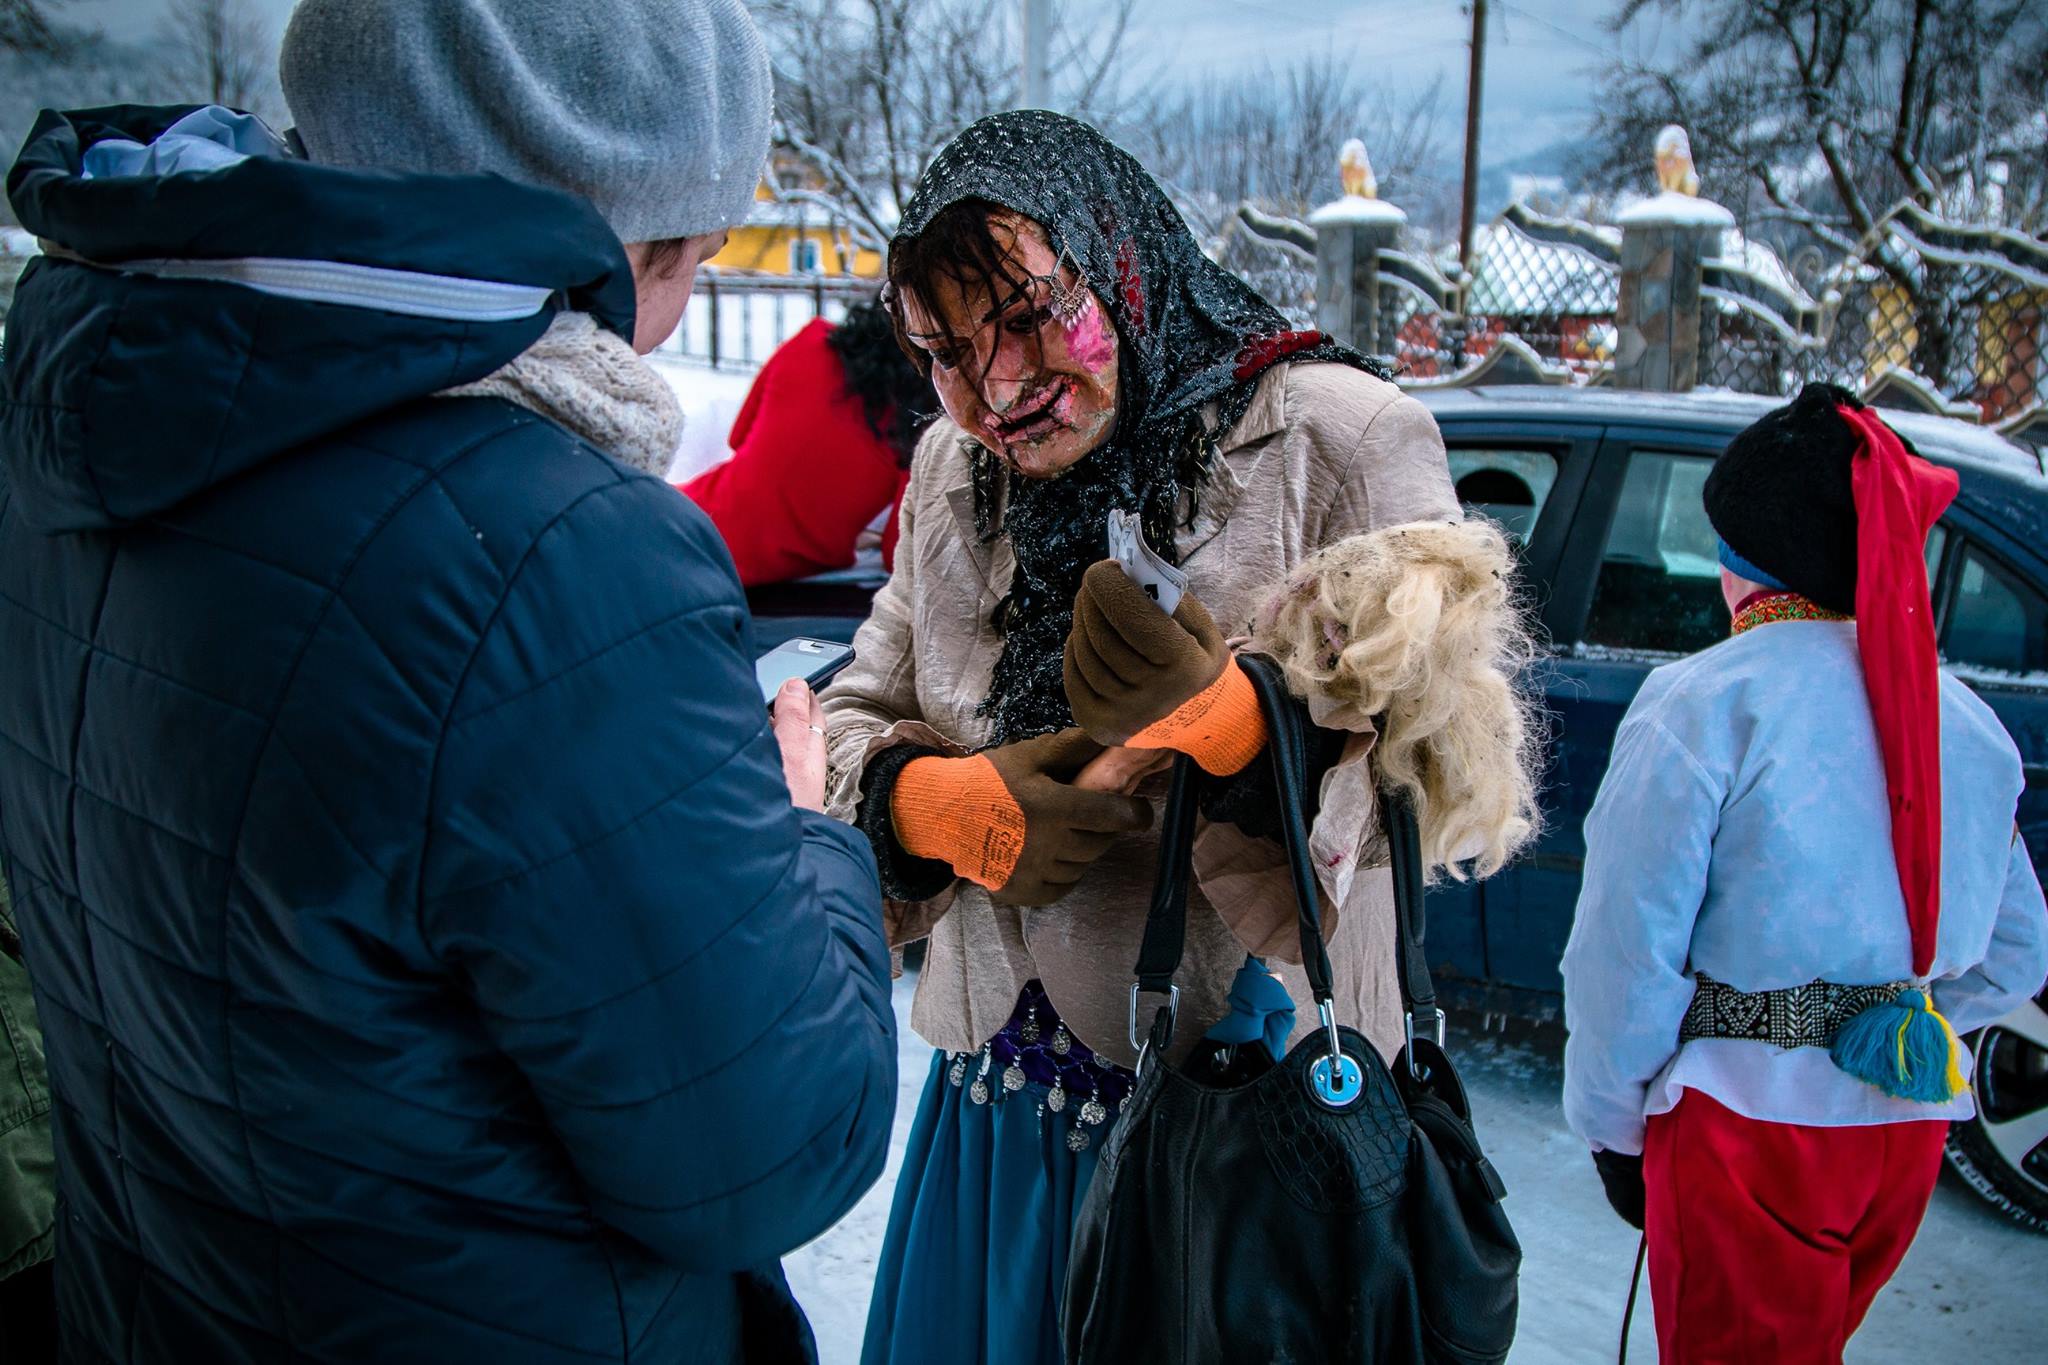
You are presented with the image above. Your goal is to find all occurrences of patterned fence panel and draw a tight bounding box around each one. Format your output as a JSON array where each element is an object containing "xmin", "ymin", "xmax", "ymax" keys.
[
  {"xmin": 1228, "ymin": 247, "xmax": 1317, "ymax": 332},
  {"xmin": 1457, "ymin": 203, "xmax": 1620, "ymax": 382},
  {"xmin": 1810, "ymin": 207, "xmax": 2045, "ymax": 425},
  {"xmin": 1375, "ymin": 250, "xmax": 1462, "ymax": 379},
  {"xmin": 1698, "ymin": 238, "xmax": 1824, "ymax": 398},
  {"xmin": 1220, "ymin": 204, "xmax": 1319, "ymax": 330}
]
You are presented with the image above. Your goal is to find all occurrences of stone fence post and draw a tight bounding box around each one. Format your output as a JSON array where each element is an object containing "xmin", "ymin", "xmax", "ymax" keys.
[
  {"xmin": 1310, "ymin": 195, "xmax": 1406, "ymax": 353},
  {"xmin": 1613, "ymin": 128, "xmax": 1733, "ymax": 391},
  {"xmin": 1307, "ymin": 139, "xmax": 1407, "ymax": 352}
]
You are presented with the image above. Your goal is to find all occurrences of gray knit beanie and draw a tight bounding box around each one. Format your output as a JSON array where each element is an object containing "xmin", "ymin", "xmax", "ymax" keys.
[{"xmin": 280, "ymin": 0, "xmax": 771, "ymax": 244}]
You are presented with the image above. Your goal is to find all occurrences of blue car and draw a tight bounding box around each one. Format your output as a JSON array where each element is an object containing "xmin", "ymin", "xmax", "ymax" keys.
[{"xmin": 749, "ymin": 385, "xmax": 2048, "ymax": 1231}]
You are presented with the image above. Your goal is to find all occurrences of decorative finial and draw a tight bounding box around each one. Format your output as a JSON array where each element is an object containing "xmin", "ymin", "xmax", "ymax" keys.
[
  {"xmin": 1654, "ymin": 125, "xmax": 1700, "ymax": 197},
  {"xmin": 1340, "ymin": 138, "xmax": 1376, "ymax": 200}
]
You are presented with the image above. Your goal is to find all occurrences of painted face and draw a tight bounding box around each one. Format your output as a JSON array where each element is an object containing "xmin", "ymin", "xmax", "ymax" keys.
[{"xmin": 898, "ymin": 214, "xmax": 1121, "ymax": 480}]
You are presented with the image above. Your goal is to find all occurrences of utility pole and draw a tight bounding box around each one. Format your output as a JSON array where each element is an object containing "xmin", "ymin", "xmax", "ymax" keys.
[
  {"xmin": 1458, "ymin": 0, "xmax": 1488, "ymax": 277},
  {"xmin": 1021, "ymin": 0, "xmax": 1051, "ymax": 109}
]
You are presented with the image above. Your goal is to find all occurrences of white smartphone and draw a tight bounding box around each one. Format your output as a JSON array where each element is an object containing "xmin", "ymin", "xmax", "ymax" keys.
[
  {"xmin": 1106, "ymin": 509, "xmax": 1187, "ymax": 614},
  {"xmin": 756, "ymin": 637, "xmax": 856, "ymax": 705}
]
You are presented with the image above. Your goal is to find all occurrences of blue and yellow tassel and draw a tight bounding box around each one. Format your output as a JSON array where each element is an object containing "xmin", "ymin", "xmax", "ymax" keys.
[{"xmin": 1828, "ymin": 988, "xmax": 1969, "ymax": 1103}]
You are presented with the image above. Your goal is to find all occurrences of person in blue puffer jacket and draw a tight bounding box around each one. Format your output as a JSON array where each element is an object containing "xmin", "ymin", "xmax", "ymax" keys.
[{"xmin": 0, "ymin": 3, "xmax": 896, "ymax": 1361}]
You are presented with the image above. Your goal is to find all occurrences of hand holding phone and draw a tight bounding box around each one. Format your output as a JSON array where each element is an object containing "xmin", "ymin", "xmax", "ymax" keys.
[
  {"xmin": 768, "ymin": 678, "xmax": 828, "ymax": 812},
  {"xmin": 756, "ymin": 637, "xmax": 856, "ymax": 705}
]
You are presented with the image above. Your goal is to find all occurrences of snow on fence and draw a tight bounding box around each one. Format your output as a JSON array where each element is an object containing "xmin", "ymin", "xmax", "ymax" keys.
[
  {"xmin": 660, "ymin": 269, "xmax": 879, "ymax": 371},
  {"xmin": 1237, "ymin": 177, "xmax": 2044, "ymax": 443},
  {"xmin": 1692, "ymin": 203, "xmax": 2045, "ymax": 431}
]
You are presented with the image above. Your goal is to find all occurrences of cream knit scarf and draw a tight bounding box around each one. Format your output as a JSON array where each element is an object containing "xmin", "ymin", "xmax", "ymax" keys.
[{"xmin": 440, "ymin": 312, "xmax": 684, "ymax": 476}]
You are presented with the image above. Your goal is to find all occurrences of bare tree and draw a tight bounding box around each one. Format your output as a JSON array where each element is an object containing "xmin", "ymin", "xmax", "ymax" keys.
[
  {"xmin": 1577, "ymin": 0, "xmax": 2046, "ymax": 400},
  {"xmin": 754, "ymin": 0, "xmax": 1144, "ymax": 246},
  {"xmin": 1129, "ymin": 60, "xmax": 1447, "ymax": 226},
  {"xmin": 1581, "ymin": 0, "xmax": 2048, "ymax": 240},
  {"xmin": 161, "ymin": 0, "xmax": 270, "ymax": 110},
  {"xmin": 1, "ymin": 0, "xmax": 65, "ymax": 54}
]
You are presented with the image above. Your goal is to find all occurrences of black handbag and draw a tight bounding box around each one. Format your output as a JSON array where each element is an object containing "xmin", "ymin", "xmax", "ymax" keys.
[{"xmin": 1063, "ymin": 654, "xmax": 1521, "ymax": 1363}]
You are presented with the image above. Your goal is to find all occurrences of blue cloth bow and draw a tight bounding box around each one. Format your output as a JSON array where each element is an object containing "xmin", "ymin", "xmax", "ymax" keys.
[{"xmin": 1202, "ymin": 955, "xmax": 1297, "ymax": 1062}]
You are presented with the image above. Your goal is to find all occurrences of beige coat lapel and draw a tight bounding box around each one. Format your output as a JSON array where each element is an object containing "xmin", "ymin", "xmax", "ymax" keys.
[{"xmin": 1178, "ymin": 367, "xmax": 1289, "ymax": 560}]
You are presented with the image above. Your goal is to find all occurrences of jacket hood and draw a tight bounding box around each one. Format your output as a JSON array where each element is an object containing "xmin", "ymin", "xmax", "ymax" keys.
[{"xmin": 2, "ymin": 104, "xmax": 638, "ymax": 532}]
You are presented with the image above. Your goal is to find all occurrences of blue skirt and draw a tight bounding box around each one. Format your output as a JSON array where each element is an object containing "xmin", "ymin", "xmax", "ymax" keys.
[{"xmin": 860, "ymin": 1050, "xmax": 1105, "ymax": 1365}]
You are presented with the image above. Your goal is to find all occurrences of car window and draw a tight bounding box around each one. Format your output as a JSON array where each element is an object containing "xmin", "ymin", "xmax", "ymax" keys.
[
  {"xmin": 1448, "ymin": 448, "xmax": 1560, "ymax": 544},
  {"xmin": 1582, "ymin": 449, "xmax": 1724, "ymax": 655},
  {"xmin": 1944, "ymin": 540, "xmax": 2048, "ymax": 675}
]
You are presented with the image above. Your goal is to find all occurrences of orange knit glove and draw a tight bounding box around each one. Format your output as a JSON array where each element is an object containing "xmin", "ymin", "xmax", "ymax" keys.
[
  {"xmin": 1064, "ymin": 560, "xmax": 1267, "ymax": 777},
  {"xmin": 889, "ymin": 729, "xmax": 1154, "ymax": 906},
  {"xmin": 1126, "ymin": 655, "xmax": 1266, "ymax": 777},
  {"xmin": 891, "ymin": 754, "xmax": 1026, "ymax": 888}
]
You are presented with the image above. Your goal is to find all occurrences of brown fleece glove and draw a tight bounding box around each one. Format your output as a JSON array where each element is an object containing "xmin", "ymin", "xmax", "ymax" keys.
[
  {"xmin": 1063, "ymin": 560, "xmax": 1267, "ymax": 776},
  {"xmin": 891, "ymin": 728, "xmax": 1154, "ymax": 907}
]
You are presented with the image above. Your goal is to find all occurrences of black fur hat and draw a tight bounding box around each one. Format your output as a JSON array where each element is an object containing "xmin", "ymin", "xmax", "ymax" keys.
[{"xmin": 1703, "ymin": 382, "xmax": 1868, "ymax": 614}]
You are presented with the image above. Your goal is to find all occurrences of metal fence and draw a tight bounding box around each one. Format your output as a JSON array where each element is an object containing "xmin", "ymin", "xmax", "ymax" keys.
[
  {"xmin": 1355, "ymin": 204, "xmax": 1620, "ymax": 384},
  {"xmin": 659, "ymin": 269, "xmax": 880, "ymax": 370},
  {"xmin": 1239, "ymin": 193, "xmax": 2045, "ymax": 441},
  {"xmin": 1696, "ymin": 204, "xmax": 2047, "ymax": 426}
]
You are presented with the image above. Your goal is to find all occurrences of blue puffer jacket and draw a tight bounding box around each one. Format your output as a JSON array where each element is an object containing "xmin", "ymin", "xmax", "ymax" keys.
[{"xmin": 0, "ymin": 105, "xmax": 896, "ymax": 1363}]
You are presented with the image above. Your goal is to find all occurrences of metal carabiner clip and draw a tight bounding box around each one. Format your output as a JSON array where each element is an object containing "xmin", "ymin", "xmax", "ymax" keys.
[
  {"xmin": 1128, "ymin": 982, "xmax": 1181, "ymax": 1061},
  {"xmin": 1404, "ymin": 1007, "xmax": 1447, "ymax": 1082},
  {"xmin": 1309, "ymin": 999, "xmax": 1364, "ymax": 1109}
]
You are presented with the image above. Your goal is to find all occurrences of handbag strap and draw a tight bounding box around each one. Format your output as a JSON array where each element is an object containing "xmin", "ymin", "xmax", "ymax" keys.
[
  {"xmin": 1129, "ymin": 654, "xmax": 1442, "ymax": 1064},
  {"xmin": 1382, "ymin": 769, "xmax": 1442, "ymax": 1055}
]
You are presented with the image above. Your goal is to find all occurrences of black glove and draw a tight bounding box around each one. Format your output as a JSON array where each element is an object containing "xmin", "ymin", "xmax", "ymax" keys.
[{"xmin": 1591, "ymin": 1149, "xmax": 1646, "ymax": 1231}]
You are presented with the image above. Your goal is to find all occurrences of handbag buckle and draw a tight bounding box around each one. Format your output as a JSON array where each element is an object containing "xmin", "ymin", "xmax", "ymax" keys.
[
  {"xmin": 1404, "ymin": 1007, "xmax": 1447, "ymax": 1081},
  {"xmin": 1310, "ymin": 999, "xmax": 1364, "ymax": 1109},
  {"xmin": 1129, "ymin": 982, "xmax": 1180, "ymax": 1055}
]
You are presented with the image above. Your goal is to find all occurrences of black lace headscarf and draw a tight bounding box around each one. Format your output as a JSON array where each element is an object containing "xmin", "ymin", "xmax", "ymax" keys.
[{"xmin": 890, "ymin": 110, "xmax": 1387, "ymax": 745}]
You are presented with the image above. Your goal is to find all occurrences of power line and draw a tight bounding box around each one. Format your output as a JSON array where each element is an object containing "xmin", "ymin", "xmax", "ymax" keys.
[{"xmin": 1492, "ymin": 0, "xmax": 1611, "ymax": 56}]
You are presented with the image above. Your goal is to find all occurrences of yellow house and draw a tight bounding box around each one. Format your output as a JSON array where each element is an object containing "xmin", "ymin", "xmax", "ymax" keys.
[
  {"xmin": 1862, "ymin": 278, "xmax": 2044, "ymax": 420},
  {"xmin": 708, "ymin": 182, "xmax": 885, "ymax": 279}
]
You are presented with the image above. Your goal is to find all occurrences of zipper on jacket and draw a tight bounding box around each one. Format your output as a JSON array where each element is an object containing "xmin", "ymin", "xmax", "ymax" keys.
[{"xmin": 38, "ymin": 243, "xmax": 554, "ymax": 323}]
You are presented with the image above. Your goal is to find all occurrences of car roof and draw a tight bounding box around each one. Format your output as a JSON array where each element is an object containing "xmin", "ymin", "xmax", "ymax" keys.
[
  {"xmin": 1418, "ymin": 385, "xmax": 2045, "ymax": 486},
  {"xmin": 1419, "ymin": 384, "xmax": 2048, "ymax": 561}
]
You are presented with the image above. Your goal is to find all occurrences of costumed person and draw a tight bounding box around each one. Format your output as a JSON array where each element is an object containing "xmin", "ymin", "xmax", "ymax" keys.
[
  {"xmin": 1561, "ymin": 383, "xmax": 2048, "ymax": 1363},
  {"xmin": 824, "ymin": 110, "xmax": 1543, "ymax": 1365},
  {"xmin": 680, "ymin": 299, "xmax": 935, "ymax": 584}
]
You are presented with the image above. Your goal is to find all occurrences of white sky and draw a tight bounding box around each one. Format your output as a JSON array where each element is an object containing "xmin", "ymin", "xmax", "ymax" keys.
[{"xmin": 65, "ymin": 0, "xmax": 1688, "ymax": 170}]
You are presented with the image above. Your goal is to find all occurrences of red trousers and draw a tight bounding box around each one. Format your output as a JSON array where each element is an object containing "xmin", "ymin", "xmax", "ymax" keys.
[{"xmin": 1642, "ymin": 1090, "xmax": 1948, "ymax": 1364}]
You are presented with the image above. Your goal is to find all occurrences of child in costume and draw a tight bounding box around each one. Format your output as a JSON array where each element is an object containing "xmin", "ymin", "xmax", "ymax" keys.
[{"xmin": 1561, "ymin": 384, "xmax": 2048, "ymax": 1363}]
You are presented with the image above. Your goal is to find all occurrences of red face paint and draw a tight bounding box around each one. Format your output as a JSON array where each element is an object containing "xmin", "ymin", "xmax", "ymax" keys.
[{"xmin": 1064, "ymin": 294, "xmax": 1117, "ymax": 372}]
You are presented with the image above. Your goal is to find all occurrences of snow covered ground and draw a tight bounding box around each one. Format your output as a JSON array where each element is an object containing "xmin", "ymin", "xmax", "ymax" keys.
[
  {"xmin": 647, "ymin": 354, "xmax": 758, "ymax": 484},
  {"xmin": 785, "ymin": 974, "xmax": 2048, "ymax": 1364}
]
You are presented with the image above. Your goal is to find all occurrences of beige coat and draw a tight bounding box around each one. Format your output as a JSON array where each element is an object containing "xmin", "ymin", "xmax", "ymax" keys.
[{"xmin": 822, "ymin": 362, "xmax": 1461, "ymax": 1069}]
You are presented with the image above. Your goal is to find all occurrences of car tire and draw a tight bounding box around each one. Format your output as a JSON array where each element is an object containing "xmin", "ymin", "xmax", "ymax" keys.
[{"xmin": 1944, "ymin": 991, "xmax": 2048, "ymax": 1234}]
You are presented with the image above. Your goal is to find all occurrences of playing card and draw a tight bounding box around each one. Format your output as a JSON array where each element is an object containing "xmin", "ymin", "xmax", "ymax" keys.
[{"xmin": 1106, "ymin": 509, "xmax": 1186, "ymax": 615}]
